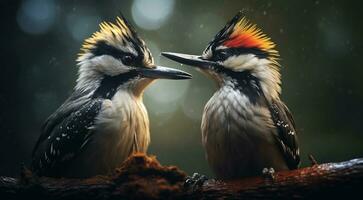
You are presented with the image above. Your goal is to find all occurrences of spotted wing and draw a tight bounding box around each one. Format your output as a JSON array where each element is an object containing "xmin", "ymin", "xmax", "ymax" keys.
[
  {"xmin": 31, "ymin": 98, "xmax": 103, "ymax": 176},
  {"xmin": 268, "ymin": 99, "xmax": 300, "ymax": 169},
  {"xmin": 32, "ymin": 90, "xmax": 92, "ymax": 157}
]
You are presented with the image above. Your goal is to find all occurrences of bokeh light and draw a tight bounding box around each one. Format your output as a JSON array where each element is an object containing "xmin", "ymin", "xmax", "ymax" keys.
[
  {"xmin": 17, "ymin": 0, "xmax": 57, "ymax": 34},
  {"xmin": 131, "ymin": 0, "xmax": 175, "ymax": 30},
  {"xmin": 144, "ymin": 79, "xmax": 190, "ymax": 116}
]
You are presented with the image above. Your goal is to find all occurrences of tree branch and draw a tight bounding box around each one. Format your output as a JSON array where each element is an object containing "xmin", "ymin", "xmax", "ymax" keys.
[
  {"xmin": 186, "ymin": 158, "xmax": 363, "ymax": 199},
  {"xmin": 0, "ymin": 155, "xmax": 362, "ymax": 199}
]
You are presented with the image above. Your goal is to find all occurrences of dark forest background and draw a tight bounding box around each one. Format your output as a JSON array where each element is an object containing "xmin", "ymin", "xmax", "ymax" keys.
[{"xmin": 1, "ymin": 0, "xmax": 363, "ymax": 177}]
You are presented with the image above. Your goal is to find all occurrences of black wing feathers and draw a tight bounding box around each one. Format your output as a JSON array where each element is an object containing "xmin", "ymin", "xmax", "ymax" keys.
[
  {"xmin": 31, "ymin": 97, "xmax": 103, "ymax": 175},
  {"xmin": 269, "ymin": 99, "xmax": 300, "ymax": 169},
  {"xmin": 32, "ymin": 90, "xmax": 91, "ymax": 157}
]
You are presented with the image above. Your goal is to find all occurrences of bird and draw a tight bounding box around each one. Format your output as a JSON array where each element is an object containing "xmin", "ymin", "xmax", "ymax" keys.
[
  {"xmin": 162, "ymin": 12, "xmax": 300, "ymax": 180},
  {"xmin": 31, "ymin": 15, "xmax": 192, "ymax": 178}
]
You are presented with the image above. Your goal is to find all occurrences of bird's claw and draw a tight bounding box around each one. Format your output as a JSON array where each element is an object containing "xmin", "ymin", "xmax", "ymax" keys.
[
  {"xmin": 262, "ymin": 167, "xmax": 275, "ymax": 180},
  {"xmin": 184, "ymin": 172, "xmax": 208, "ymax": 191}
]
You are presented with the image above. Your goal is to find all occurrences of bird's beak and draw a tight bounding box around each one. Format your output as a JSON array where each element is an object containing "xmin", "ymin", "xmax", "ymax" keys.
[
  {"xmin": 161, "ymin": 52, "xmax": 217, "ymax": 69},
  {"xmin": 137, "ymin": 65, "xmax": 192, "ymax": 80}
]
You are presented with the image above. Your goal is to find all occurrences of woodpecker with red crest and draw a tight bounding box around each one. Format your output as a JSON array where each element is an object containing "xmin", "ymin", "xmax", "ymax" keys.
[
  {"xmin": 31, "ymin": 15, "xmax": 191, "ymax": 178},
  {"xmin": 162, "ymin": 12, "xmax": 300, "ymax": 179}
]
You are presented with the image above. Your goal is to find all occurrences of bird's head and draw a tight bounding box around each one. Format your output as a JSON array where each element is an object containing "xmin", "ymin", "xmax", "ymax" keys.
[
  {"xmin": 76, "ymin": 15, "xmax": 191, "ymax": 97},
  {"xmin": 162, "ymin": 12, "xmax": 281, "ymax": 100}
]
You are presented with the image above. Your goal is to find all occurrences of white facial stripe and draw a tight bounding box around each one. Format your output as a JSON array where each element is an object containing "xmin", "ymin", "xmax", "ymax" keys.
[
  {"xmin": 216, "ymin": 45, "xmax": 228, "ymax": 50},
  {"xmin": 75, "ymin": 54, "xmax": 134, "ymax": 91},
  {"xmin": 220, "ymin": 54, "xmax": 256, "ymax": 71},
  {"xmin": 90, "ymin": 55, "xmax": 131, "ymax": 76}
]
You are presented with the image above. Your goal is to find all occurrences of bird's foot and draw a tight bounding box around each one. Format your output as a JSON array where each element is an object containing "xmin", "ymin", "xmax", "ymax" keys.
[
  {"xmin": 184, "ymin": 172, "xmax": 208, "ymax": 191},
  {"xmin": 262, "ymin": 167, "xmax": 275, "ymax": 180}
]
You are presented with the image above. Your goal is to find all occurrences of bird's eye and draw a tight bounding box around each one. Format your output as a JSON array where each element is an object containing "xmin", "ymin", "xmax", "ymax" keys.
[
  {"xmin": 121, "ymin": 55, "xmax": 133, "ymax": 66},
  {"xmin": 214, "ymin": 51, "xmax": 228, "ymax": 61}
]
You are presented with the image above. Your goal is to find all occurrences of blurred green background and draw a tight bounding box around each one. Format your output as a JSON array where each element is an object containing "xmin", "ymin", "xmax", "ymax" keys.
[{"xmin": 1, "ymin": 0, "xmax": 363, "ymax": 177}]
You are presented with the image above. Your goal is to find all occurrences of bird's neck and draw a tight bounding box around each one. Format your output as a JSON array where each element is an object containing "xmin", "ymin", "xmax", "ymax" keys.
[
  {"xmin": 75, "ymin": 63, "xmax": 102, "ymax": 92},
  {"xmin": 125, "ymin": 78, "xmax": 155, "ymax": 98},
  {"xmin": 217, "ymin": 62, "xmax": 281, "ymax": 102},
  {"xmin": 217, "ymin": 73, "xmax": 263, "ymax": 105},
  {"xmin": 249, "ymin": 63, "xmax": 281, "ymax": 101}
]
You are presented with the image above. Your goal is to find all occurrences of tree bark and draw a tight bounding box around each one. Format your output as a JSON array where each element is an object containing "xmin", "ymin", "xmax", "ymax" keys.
[
  {"xmin": 0, "ymin": 154, "xmax": 362, "ymax": 200},
  {"xmin": 184, "ymin": 158, "xmax": 363, "ymax": 199}
]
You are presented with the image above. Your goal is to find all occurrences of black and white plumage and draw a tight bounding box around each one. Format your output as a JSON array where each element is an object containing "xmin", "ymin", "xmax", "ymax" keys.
[
  {"xmin": 31, "ymin": 15, "xmax": 191, "ymax": 178},
  {"xmin": 162, "ymin": 12, "xmax": 300, "ymax": 179}
]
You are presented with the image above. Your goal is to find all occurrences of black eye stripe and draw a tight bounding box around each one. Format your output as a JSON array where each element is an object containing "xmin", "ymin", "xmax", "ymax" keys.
[
  {"xmin": 90, "ymin": 41, "xmax": 136, "ymax": 60},
  {"xmin": 211, "ymin": 47, "xmax": 269, "ymax": 61}
]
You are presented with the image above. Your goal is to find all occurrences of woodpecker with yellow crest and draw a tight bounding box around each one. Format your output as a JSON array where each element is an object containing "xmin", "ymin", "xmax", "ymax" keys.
[
  {"xmin": 163, "ymin": 12, "xmax": 300, "ymax": 179},
  {"xmin": 31, "ymin": 15, "xmax": 191, "ymax": 178}
]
